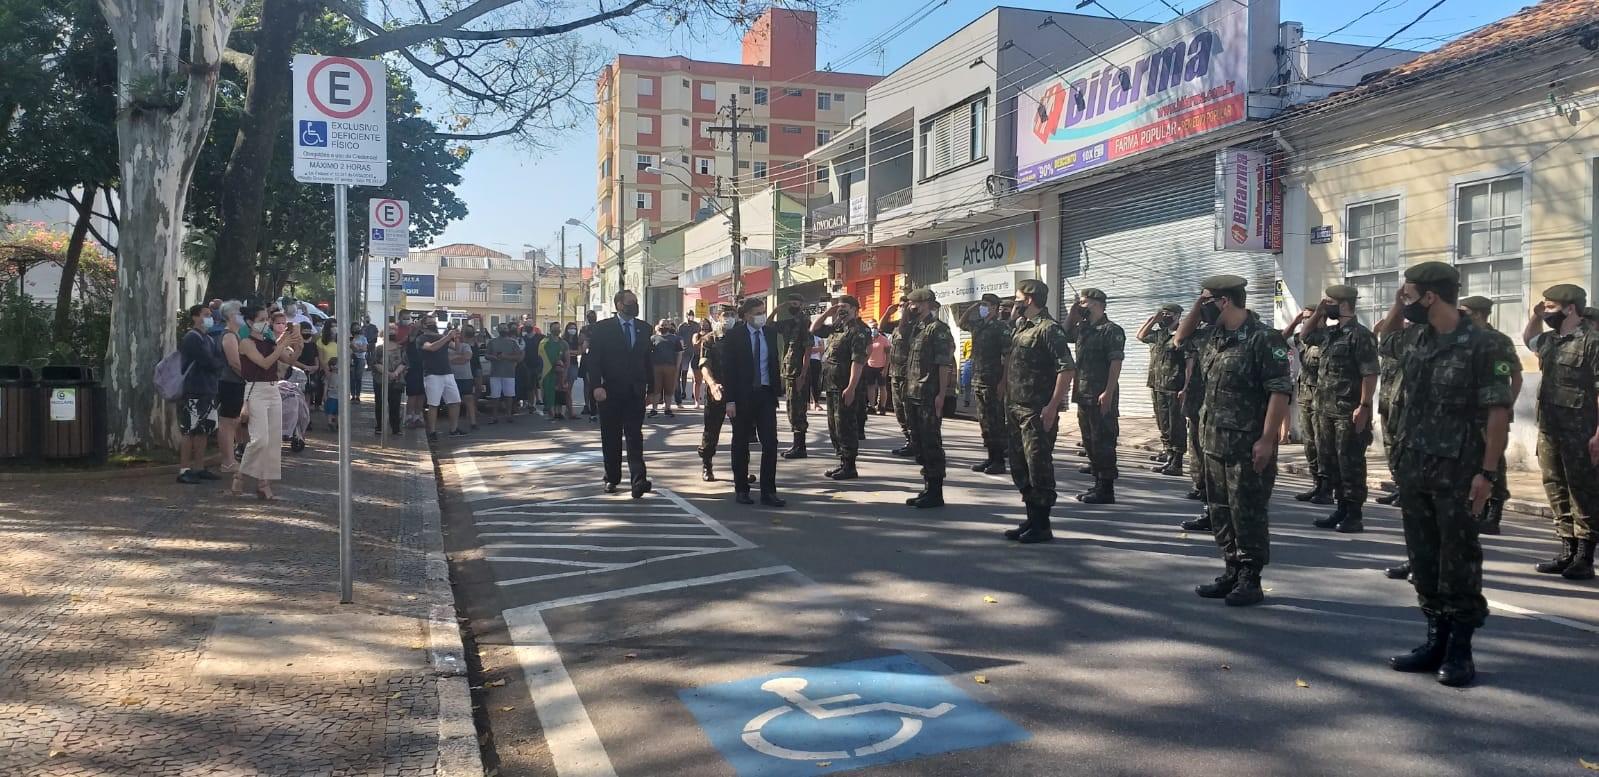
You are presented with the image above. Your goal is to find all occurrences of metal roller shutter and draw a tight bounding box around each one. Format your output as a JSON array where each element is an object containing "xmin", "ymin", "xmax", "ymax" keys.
[{"xmin": 1058, "ymin": 155, "xmax": 1276, "ymax": 418}]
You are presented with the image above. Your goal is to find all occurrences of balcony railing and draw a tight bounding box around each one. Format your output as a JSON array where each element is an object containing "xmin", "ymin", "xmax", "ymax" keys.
[{"xmin": 876, "ymin": 186, "xmax": 912, "ymax": 214}]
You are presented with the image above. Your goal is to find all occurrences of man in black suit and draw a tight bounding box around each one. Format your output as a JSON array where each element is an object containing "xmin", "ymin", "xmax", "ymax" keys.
[
  {"xmin": 720, "ymin": 297, "xmax": 786, "ymax": 507},
  {"xmin": 584, "ymin": 290, "xmax": 654, "ymax": 498}
]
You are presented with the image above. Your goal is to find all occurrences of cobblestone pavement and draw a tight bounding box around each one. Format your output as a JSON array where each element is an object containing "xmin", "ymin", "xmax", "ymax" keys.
[{"xmin": 0, "ymin": 406, "xmax": 455, "ymax": 777}]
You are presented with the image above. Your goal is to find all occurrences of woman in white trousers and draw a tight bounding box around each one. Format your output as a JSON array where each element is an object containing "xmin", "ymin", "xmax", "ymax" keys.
[{"xmin": 230, "ymin": 305, "xmax": 302, "ymax": 501}]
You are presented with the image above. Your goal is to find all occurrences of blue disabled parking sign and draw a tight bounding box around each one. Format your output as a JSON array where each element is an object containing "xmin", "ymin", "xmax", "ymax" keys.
[{"xmin": 680, "ymin": 654, "xmax": 1028, "ymax": 776}]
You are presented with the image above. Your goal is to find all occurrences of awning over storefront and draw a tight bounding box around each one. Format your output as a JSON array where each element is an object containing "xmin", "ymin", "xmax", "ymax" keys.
[{"xmin": 679, "ymin": 248, "xmax": 774, "ymax": 289}]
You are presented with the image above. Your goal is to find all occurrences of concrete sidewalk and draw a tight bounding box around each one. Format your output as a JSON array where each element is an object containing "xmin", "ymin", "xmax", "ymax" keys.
[{"xmin": 0, "ymin": 402, "xmax": 481, "ymax": 776}]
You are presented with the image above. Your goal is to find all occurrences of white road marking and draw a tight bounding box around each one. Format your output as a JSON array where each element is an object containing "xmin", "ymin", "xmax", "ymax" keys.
[
  {"xmin": 1487, "ymin": 598, "xmax": 1599, "ymax": 635},
  {"xmin": 518, "ymin": 565, "xmax": 798, "ymax": 613}
]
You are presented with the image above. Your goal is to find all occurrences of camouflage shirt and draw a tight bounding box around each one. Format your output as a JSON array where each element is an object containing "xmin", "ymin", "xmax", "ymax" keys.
[
  {"xmin": 817, "ymin": 319, "xmax": 871, "ymax": 392},
  {"xmin": 1139, "ymin": 325, "xmax": 1185, "ymax": 392},
  {"xmin": 1305, "ymin": 321, "xmax": 1379, "ymax": 417},
  {"xmin": 887, "ymin": 315, "xmax": 915, "ymax": 378},
  {"xmin": 770, "ymin": 310, "xmax": 813, "ymax": 377},
  {"xmin": 1531, "ymin": 324, "xmax": 1599, "ymax": 434},
  {"xmin": 700, "ymin": 331, "xmax": 728, "ymax": 387},
  {"xmin": 1392, "ymin": 318, "xmax": 1513, "ymax": 463},
  {"xmin": 1197, "ymin": 312, "xmax": 1294, "ymax": 460},
  {"xmin": 1293, "ymin": 332, "xmax": 1321, "ymax": 402},
  {"xmin": 959, "ymin": 316, "xmax": 1013, "ymax": 386},
  {"xmin": 907, "ymin": 317, "xmax": 956, "ymax": 401},
  {"xmin": 1068, "ymin": 316, "xmax": 1126, "ymax": 403},
  {"xmin": 1377, "ymin": 328, "xmax": 1405, "ymax": 416},
  {"xmin": 1005, "ymin": 310, "xmax": 1076, "ymax": 409},
  {"xmin": 1181, "ymin": 336, "xmax": 1206, "ymax": 417}
]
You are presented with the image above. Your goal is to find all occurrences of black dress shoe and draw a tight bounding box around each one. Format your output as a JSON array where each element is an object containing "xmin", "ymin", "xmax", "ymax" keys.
[
  {"xmin": 630, "ymin": 479, "xmax": 652, "ymax": 499},
  {"xmin": 604, "ymin": 482, "xmax": 619, "ymax": 494},
  {"xmin": 735, "ymin": 492, "xmax": 755, "ymax": 505},
  {"xmin": 760, "ymin": 493, "xmax": 787, "ymax": 507}
]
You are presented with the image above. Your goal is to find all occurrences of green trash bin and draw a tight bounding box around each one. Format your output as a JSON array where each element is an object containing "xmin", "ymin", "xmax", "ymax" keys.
[
  {"xmin": 39, "ymin": 365, "xmax": 106, "ymax": 463},
  {"xmin": 0, "ymin": 365, "xmax": 37, "ymax": 461}
]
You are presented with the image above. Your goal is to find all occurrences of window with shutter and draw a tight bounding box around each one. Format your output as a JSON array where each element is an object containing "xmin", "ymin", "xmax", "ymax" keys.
[{"xmin": 920, "ymin": 96, "xmax": 988, "ymax": 178}]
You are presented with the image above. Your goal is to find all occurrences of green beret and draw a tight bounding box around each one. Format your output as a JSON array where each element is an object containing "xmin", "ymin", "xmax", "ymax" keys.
[
  {"xmin": 1543, "ymin": 283, "xmax": 1587, "ymax": 309},
  {"xmin": 1459, "ymin": 295, "xmax": 1494, "ymax": 313},
  {"xmin": 1201, "ymin": 274, "xmax": 1248, "ymax": 293},
  {"xmin": 908, "ymin": 288, "xmax": 937, "ymax": 303},
  {"xmin": 1160, "ymin": 303, "xmax": 1183, "ymax": 315},
  {"xmin": 1403, "ymin": 261, "xmax": 1459, "ymax": 286},
  {"xmin": 785, "ymin": 293, "xmax": 805, "ymax": 303},
  {"xmin": 1325, "ymin": 284, "xmax": 1358, "ymax": 302},
  {"xmin": 1079, "ymin": 287, "xmax": 1107, "ymax": 302},
  {"xmin": 836, "ymin": 294, "xmax": 861, "ymax": 309},
  {"xmin": 981, "ymin": 293, "xmax": 1002, "ymax": 305},
  {"xmin": 1017, "ymin": 278, "xmax": 1049, "ymax": 298}
]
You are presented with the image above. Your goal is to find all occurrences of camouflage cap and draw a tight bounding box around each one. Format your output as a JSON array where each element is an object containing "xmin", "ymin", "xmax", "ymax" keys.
[
  {"xmin": 980, "ymin": 293, "xmax": 1002, "ymax": 305},
  {"xmin": 1325, "ymin": 284, "xmax": 1359, "ymax": 302},
  {"xmin": 1160, "ymin": 303, "xmax": 1184, "ymax": 315},
  {"xmin": 907, "ymin": 288, "xmax": 937, "ymax": 303},
  {"xmin": 1079, "ymin": 287, "xmax": 1108, "ymax": 302},
  {"xmin": 1200, "ymin": 274, "xmax": 1248, "ymax": 293},
  {"xmin": 1459, "ymin": 295, "xmax": 1494, "ymax": 313},
  {"xmin": 1543, "ymin": 283, "xmax": 1587, "ymax": 309},
  {"xmin": 1403, "ymin": 261, "xmax": 1458, "ymax": 286},
  {"xmin": 1017, "ymin": 278, "xmax": 1049, "ymax": 298}
]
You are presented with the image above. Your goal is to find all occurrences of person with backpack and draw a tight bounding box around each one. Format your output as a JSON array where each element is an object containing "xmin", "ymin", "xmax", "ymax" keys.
[{"xmin": 176, "ymin": 305, "xmax": 226, "ymax": 484}]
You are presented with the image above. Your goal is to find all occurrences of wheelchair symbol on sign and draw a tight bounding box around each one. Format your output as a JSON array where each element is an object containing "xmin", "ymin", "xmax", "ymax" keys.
[
  {"xmin": 740, "ymin": 677, "xmax": 955, "ymax": 761},
  {"xmin": 299, "ymin": 120, "xmax": 328, "ymax": 147}
]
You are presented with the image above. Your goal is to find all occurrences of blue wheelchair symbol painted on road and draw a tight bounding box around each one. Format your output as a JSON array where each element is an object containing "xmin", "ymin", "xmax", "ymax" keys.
[
  {"xmin": 299, "ymin": 120, "xmax": 328, "ymax": 147},
  {"xmin": 680, "ymin": 654, "xmax": 1028, "ymax": 776}
]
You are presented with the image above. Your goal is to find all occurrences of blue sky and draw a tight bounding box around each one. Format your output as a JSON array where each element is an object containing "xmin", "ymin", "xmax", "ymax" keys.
[{"xmin": 427, "ymin": 0, "xmax": 1528, "ymax": 265}]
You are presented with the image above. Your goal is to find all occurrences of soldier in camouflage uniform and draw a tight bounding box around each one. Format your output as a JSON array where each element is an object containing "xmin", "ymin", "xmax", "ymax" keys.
[
  {"xmin": 1137, "ymin": 303, "xmax": 1187, "ymax": 477},
  {"xmin": 960, "ymin": 293, "xmax": 1013, "ymax": 474},
  {"xmin": 1383, "ymin": 261, "xmax": 1512, "ymax": 688},
  {"xmin": 811, "ymin": 295, "xmax": 871, "ymax": 480},
  {"xmin": 696, "ymin": 305, "xmax": 735, "ymax": 482},
  {"xmin": 883, "ymin": 293, "xmax": 915, "ymax": 457},
  {"xmin": 1174, "ymin": 275, "xmax": 1293, "ymax": 607},
  {"xmin": 903, "ymin": 289, "xmax": 955, "ymax": 508},
  {"xmin": 1177, "ymin": 329, "xmax": 1212, "ymax": 531},
  {"xmin": 1065, "ymin": 288, "xmax": 1125, "ymax": 504},
  {"xmin": 1376, "ymin": 320, "xmax": 1414, "ymax": 580},
  {"xmin": 1002, "ymin": 279, "xmax": 1077, "ymax": 544},
  {"xmin": 771, "ymin": 294, "xmax": 813, "ymax": 459},
  {"xmin": 1522, "ymin": 284, "xmax": 1599, "ymax": 581},
  {"xmin": 1301, "ymin": 285, "xmax": 1380, "ymax": 534},
  {"xmin": 1460, "ymin": 296, "xmax": 1521, "ymax": 535},
  {"xmin": 1284, "ymin": 308, "xmax": 1332, "ymax": 504}
]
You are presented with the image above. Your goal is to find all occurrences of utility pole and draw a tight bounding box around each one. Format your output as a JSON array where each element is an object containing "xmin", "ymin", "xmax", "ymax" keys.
[
  {"xmin": 577, "ymin": 244, "xmax": 585, "ymax": 317},
  {"xmin": 709, "ymin": 93, "xmax": 760, "ymax": 301},
  {"xmin": 559, "ymin": 226, "xmax": 568, "ymax": 325}
]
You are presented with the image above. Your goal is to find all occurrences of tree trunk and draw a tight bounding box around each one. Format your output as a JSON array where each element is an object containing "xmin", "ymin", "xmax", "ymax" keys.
[
  {"xmin": 97, "ymin": 0, "xmax": 240, "ymax": 452},
  {"xmin": 53, "ymin": 185, "xmax": 97, "ymax": 343},
  {"xmin": 206, "ymin": 0, "xmax": 307, "ymax": 301}
]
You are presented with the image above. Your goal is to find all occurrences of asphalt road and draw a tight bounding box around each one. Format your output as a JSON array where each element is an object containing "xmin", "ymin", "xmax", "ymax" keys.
[{"xmin": 436, "ymin": 404, "xmax": 1599, "ymax": 777}]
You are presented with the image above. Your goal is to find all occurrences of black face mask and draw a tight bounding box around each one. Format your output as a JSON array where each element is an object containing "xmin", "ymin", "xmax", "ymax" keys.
[
  {"xmin": 1402, "ymin": 298, "xmax": 1430, "ymax": 324},
  {"xmin": 1544, "ymin": 310, "xmax": 1568, "ymax": 330},
  {"xmin": 620, "ymin": 302, "xmax": 640, "ymax": 318},
  {"xmin": 1199, "ymin": 300, "xmax": 1222, "ymax": 325},
  {"xmin": 1322, "ymin": 303, "xmax": 1342, "ymax": 320}
]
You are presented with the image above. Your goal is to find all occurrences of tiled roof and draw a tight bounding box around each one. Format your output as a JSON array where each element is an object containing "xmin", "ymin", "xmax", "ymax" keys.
[
  {"xmin": 424, "ymin": 243, "xmax": 511, "ymax": 259},
  {"xmin": 1364, "ymin": 0, "xmax": 1598, "ymax": 87}
]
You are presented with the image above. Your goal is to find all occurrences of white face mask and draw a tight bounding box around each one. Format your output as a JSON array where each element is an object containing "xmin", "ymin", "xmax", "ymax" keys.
[
  {"xmin": 720, "ymin": 316, "xmax": 735, "ymax": 331},
  {"xmin": 751, "ymin": 314, "xmax": 768, "ymax": 328},
  {"xmin": 200, "ymin": 316, "xmax": 214, "ymax": 329}
]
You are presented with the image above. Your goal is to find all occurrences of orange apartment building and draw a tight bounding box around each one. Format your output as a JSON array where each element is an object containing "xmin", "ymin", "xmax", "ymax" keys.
[{"xmin": 593, "ymin": 8, "xmax": 880, "ymax": 272}]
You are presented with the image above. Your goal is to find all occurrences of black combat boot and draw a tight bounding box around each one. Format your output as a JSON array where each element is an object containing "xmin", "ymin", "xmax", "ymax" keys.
[
  {"xmin": 1312, "ymin": 501, "xmax": 1346, "ymax": 529},
  {"xmin": 1157, "ymin": 459, "xmax": 1184, "ymax": 477},
  {"xmin": 971, "ymin": 458, "xmax": 992, "ymax": 472},
  {"xmin": 1184, "ymin": 487, "xmax": 1203, "ymax": 500},
  {"xmin": 782, "ymin": 435, "xmax": 808, "ymax": 459},
  {"xmin": 1077, "ymin": 464, "xmax": 1094, "ymax": 474},
  {"xmin": 1017, "ymin": 505, "xmax": 1054, "ymax": 544},
  {"xmin": 891, "ymin": 443, "xmax": 914, "ymax": 457},
  {"xmin": 1224, "ymin": 568, "xmax": 1265, "ymax": 606},
  {"xmin": 1535, "ymin": 538, "xmax": 1579, "ymax": 574},
  {"xmin": 826, "ymin": 460, "xmax": 859, "ymax": 480},
  {"xmin": 1562, "ymin": 539, "xmax": 1597, "ymax": 580},
  {"xmin": 1150, "ymin": 451, "xmax": 1169, "ymax": 463},
  {"xmin": 1308, "ymin": 480, "xmax": 1334, "ymax": 505},
  {"xmin": 1335, "ymin": 503, "xmax": 1365, "ymax": 534},
  {"xmin": 701, "ymin": 458, "xmax": 717, "ymax": 482},
  {"xmin": 1195, "ymin": 563, "xmax": 1240, "ymax": 598},
  {"xmin": 1384, "ymin": 560, "xmax": 1412, "ymax": 580},
  {"xmin": 1436, "ymin": 621, "xmax": 1477, "ymax": 687},
  {"xmin": 1375, "ymin": 488, "xmax": 1400, "ymax": 506},
  {"xmin": 1390, "ymin": 614, "xmax": 1448, "ymax": 673},
  {"xmin": 910, "ymin": 479, "xmax": 944, "ymax": 508},
  {"xmin": 1294, "ymin": 478, "xmax": 1324, "ymax": 502},
  {"xmin": 1078, "ymin": 480, "xmax": 1115, "ymax": 504},
  {"xmin": 1478, "ymin": 499, "xmax": 1504, "ymax": 535},
  {"xmin": 982, "ymin": 458, "xmax": 1008, "ymax": 475},
  {"xmin": 1180, "ymin": 508, "xmax": 1212, "ymax": 532},
  {"xmin": 1004, "ymin": 504, "xmax": 1034, "ymax": 540}
]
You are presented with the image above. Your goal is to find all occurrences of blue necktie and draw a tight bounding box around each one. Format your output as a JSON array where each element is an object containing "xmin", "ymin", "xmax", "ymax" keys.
[
  {"xmin": 623, "ymin": 320, "xmax": 633, "ymax": 348},
  {"xmin": 752, "ymin": 329, "xmax": 765, "ymax": 387}
]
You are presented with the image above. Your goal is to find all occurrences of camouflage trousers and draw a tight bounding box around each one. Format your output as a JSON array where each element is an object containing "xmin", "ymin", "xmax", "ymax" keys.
[
  {"xmin": 974, "ymin": 382, "xmax": 1007, "ymax": 461},
  {"xmin": 1297, "ymin": 394, "xmax": 1320, "ymax": 478},
  {"xmin": 1007, "ymin": 403, "xmax": 1060, "ymax": 508},
  {"xmin": 826, "ymin": 389, "xmax": 860, "ymax": 462},
  {"xmin": 1185, "ymin": 408, "xmax": 1204, "ymax": 492},
  {"xmin": 1392, "ymin": 447, "xmax": 1488, "ymax": 628},
  {"xmin": 1203, "ymin": 452, "xmax": 1276, "ymax": 570},
  {"xmin": 890, "ymin": 375, "xmax": 911, "ymax": 445},
  {"xmin": 784, "ymin": 368, "xmax": 808, "ymax": 436},
  {"xmin": 1076, "ymin": 399, "xmax": 1119, "ymax": 481},
  {"xmin": 1314, "ymin": 414, "xmax": 1372, "ymax": 504},
  {"xmin": 1537, "ymin": 428, "xmax": 1599, "ymax": 541},
  {"xmin": 1152, "ymin": 390, "xmax": 1186, "ymax": 457},
  {"xmin": 905, "ymin": 397, "xmax": 945, "ymax": 481},
  {"xmin": 698, "ymin": 397, "xmax": 727, "ymax": 461}
]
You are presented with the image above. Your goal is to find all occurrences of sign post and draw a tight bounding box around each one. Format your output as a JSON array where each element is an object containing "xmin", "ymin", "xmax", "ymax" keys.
[
  {"xmin": 294, "ymin": 54, "xmax": 388, "ymax": 604},
  {"xmin": 370, "ymin": 199, "xmax": 410, "ymax": 453}
]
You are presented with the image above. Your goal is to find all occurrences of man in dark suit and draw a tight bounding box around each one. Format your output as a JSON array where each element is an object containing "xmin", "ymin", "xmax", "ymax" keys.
[
  {"xmin": 720, "ymin": 297, "xmax": 786, "ymax": 507},
  {"xmin": 583, "ymin": 290, "xmax": 653, "ymax": 498}
]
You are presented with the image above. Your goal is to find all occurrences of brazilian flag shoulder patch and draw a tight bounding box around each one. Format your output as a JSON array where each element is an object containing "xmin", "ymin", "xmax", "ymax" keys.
[
  {"xmin": 1271, "ymin": 346, "xmax": 1289, "ymax": 360},
  {"xmin": 1494, "ymin": 360, "xmax": 1512, "ymax": 376}
]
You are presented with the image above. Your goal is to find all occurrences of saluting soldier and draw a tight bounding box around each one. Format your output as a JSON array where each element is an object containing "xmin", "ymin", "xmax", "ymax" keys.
[
  {"xmin": 1461, "ymin": 296, "xmax": 1522, "ymax": 535},
  {"xmin": 697, "ymin": 305, "xmax": 736, "ymax": 482},
  {"xmin": 1383, "ymin": 262, "xmax": 1511, "ymax": 688},
  {"xmin": 771, "ymin": 294, "xmax": 813, "ymax": 459},
  {"xmin": 903, "ymin": 289, "xmax": 954, "ymax": 508},
  {"xmin": 1065, "ymin": 288, "xmax": 1125, "ymax": 504},
  {"xmin": 811, "ymin": 295, "xmax": 871, "ymax": 480},
  {"xmin": 1376, "ymin": 316, "xmax": 1413, "ymax": 580},
  {"xmin": 882, "ymin": 292, "xmax": 915, "ymax": 457},
  {"xmin": 1002, "ymin": 279, "xmax": 1076, "ymax": 544},
  {"xmin": 1522, "ymin": 284, "xmax": 1599, "ymax": 580},
  {"xmin": 1285, "ymin": 308, "xmax": 1332, "ymax": 504},
  {"xmin": 1173, "ymin": 275, "xmax": 1292, "ymax": 607},
  {"xmin": 1301, "ymin": 285, "xmax": 1380, "ymax": 534},
  {"xmin": 960, "ymin": 293, "xmax": 1013, "ymax": 474},
  {"xmin": 1137, "ymin": 303, "xmax": 1187, "ymax": 476}
]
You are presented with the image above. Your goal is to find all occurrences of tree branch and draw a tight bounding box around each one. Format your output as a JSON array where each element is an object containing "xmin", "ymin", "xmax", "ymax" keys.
[
  {"xmin": 337, "ymin": 0, "xmax": 657, "ymax": 57},
  {"xmin": 221, "ymin": 47, "xmax": 253, "ymax": 74}
]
